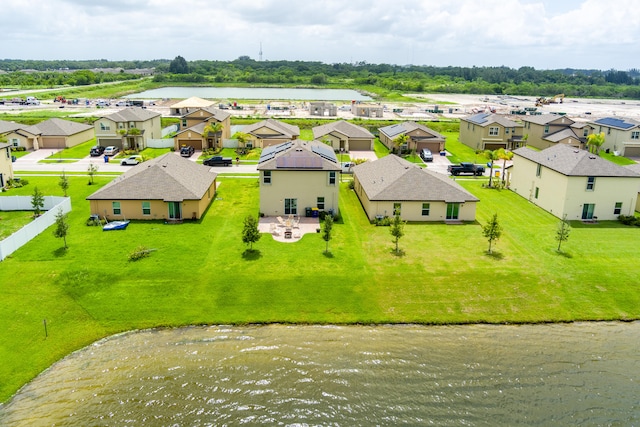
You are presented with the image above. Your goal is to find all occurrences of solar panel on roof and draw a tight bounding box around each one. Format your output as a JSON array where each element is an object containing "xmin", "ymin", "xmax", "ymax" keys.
[
  {"xmin": 596, "ymin": 117, "xmax": 635, "ymax": 129},
  {"xmin": 258, "ymin": 141, "xmax": 292, "ymax": 163},
  {"xmin": 467, "ymin": 113, "xmax": 490, "ymax": 125},
  {"xmin": 311, "ymin": 144, "xmax": 337, "ymax": 163},
  {"xmin": 276, "ymin": 156, "xmax": 322, "ymax": 168}
]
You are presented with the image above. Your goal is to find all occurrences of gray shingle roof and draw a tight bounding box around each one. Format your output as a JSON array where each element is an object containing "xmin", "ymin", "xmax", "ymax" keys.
[
  {"xmin": 522, "ymin": 114, "xmax": 575, "ymax": 126},
  {"xmin": 463, "ymin": 113, "xmax": 522, "ymax": 128},
  {"xmin": 312, "ymin": 120, "xmax": 374, "ymax": 139},
  {"xmin": 514, "ymin": 144, "xmax": 640, "ymax": 177},
  {"xmin": 242, "ymin": 118, "xmax": 300, "ymax": 139},
  {"xmin": 353, "ymin": 155, "xmax": 479, "ymax": 202},
  {"xmin": 100, "ymin": 107, "xmax": 160, "ymax": 123},
  {"xmin": 24, "ymin": 118, "xmax": 93, "ymax": 136},
  {"xmin": 200, "ymin": 106, "xmax": 232, "ymax": 122},
  {"xmin": 543, "ymin": 128, "xmax": 582, "ymax": 143},
  {"xmin": 256, "ymin": 140, "xmax": 340, "ymax": 171},
  {"xmin": 0, "ymin": 119, "xmax": 27, "ymax": 134},
  {"xmin": 86, "ymin": 153, "xmax": 217, "ymax": 202},
  {"xmin": 378, "ymin": 121, "xmax": 446, "ymax": 140}
]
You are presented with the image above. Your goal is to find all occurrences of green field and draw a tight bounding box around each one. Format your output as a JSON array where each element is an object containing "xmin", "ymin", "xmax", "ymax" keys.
[{"xmin": 1, "ymin": 172, "xmax": 639, "ymax": 402}]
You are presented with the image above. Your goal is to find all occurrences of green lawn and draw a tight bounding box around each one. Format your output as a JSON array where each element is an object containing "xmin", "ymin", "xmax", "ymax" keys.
[
  {"xmin": 0, "ymin": 211, "xmax": 34, "ymax": 239},
  {"xmin": 1, "ymin": 174, "xmax": 639, "ymax": 402},
  {"xmin": 44, "ymin": 139, "xmax": 96, "ymax": 160}
]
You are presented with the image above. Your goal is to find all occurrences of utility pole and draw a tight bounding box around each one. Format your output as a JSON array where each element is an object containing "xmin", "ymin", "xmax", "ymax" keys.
[{"xmin": 259, "ymin": 42, "xmax": 263, "ymax": 62}]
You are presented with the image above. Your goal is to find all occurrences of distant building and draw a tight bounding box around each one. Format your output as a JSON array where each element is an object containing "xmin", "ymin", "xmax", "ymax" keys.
[
  {"xmin": 351, "ymin": 103, "xmax": 384, "ymax": 118},
  {"xmin": 309, "ymin": 102, "xmax": 337, "ymax": 117},
  {"xmin": 588, "ymin": 117, "xmax": 640, "ymax": 157}
]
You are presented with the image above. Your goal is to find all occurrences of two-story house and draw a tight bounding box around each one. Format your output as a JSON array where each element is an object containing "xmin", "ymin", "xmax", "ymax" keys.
[
  {"xmin": 256, "ymin": 140, "xmax": 341, "ymax": 216},
  {"xmin": 94, "ymin": 108, "xmax": 162, "ymax": 151},
  {"xmin": 510, "ymin": 144, "xmax": 640, "ymax": 220},
  {"xmin": 459, "ymin": 113, "xmax": 524, "ymax": 151},
  {"xmin": 175, "ymin": 106, "xmax": 232, "ymax": 151},
  {"xmin": 312, "ymin": 120, "xmax": 374, "ymax": 152},
  {"xmin": 378, "ymin": 121, "xmax": 445, "ymax": 153},
  {"xmin": 521, "ymin": 114, "xmax": 591, "ymax": 150},
  {"xmin": 588, "ymin": 117, "xmax": 640, "ymax": 157}
]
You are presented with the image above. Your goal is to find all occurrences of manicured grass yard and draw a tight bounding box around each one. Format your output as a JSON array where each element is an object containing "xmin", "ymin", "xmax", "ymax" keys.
[
  {"xmin": 0, "ymin": 211, "xmax": 34, "ymax": 239},
  {"xmin": 1, "ymin": 174, "xmax": 639, "ymax": 402}
]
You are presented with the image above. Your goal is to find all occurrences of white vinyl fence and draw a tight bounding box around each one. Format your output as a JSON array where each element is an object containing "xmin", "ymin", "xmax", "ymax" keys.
[
  {"xmin": 0, "ymin": 196, "xmax": 72, "ymax": 261},
  {"xmin": 147, "ymin": 138, "xmax": 175, "ymax": 148}
]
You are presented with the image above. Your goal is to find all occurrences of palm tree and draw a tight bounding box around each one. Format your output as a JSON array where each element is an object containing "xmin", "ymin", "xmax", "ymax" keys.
[
  {"xmin": 232, "ymin": 131, "xmax": 251, "ymax": 150},
  {"xmin": 484, "ymin": 149, "xmax": 501, "ymax": 188},
  {"xmin": 497, "ymin": 148, "xmax": 514, "ymax": 185},
  {"xmin": 586, "ymin": 132, "xmax": 605, "ymax": 154},
  {"xmin": 202, "ymin": 121, "xmax": 224, "ymax": 150},
  {"xmin": 393, "ymin": 133, "xmax": 409, "ymax": 154}
]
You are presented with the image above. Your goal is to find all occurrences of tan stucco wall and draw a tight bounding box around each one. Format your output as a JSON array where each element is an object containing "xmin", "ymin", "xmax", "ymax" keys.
[
  {"xmin": 4, "ymin": 130, "xmax": 38, "ymax": 150},
  {"xmin": 510, "ymin": 155, "xmax": 639, "ymax": 220},
  {"xmin": 0, "ymin": 146, "xmax": 14, "ymax": 184},
  {"xmin": 460, "ymin": 121, "xmax": 520, "ymax": 150},
  {"xmin": 259, "ymin": 170, "xmax": 340, "ymax": 216}
]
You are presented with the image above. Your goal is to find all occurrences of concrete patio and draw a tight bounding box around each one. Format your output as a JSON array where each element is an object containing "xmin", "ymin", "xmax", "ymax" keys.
[{"xmin": 258, "ymin": 216, "xmax": 321, "ymax": 243}]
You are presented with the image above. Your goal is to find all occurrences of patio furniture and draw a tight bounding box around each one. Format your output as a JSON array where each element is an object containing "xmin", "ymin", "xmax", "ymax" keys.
[
  {"xmin": 284, "ymin": 228, "xmax": 292, "ymax": 239},
  {"xmin": 277, "ymin": 216, "xmax": 286, "ymax": 226}
]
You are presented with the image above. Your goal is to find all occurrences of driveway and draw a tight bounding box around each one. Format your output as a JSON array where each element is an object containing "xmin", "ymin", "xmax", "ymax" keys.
[{"xmin": 349, "ymin": 151, "xmax": 378, "ymax": 162}]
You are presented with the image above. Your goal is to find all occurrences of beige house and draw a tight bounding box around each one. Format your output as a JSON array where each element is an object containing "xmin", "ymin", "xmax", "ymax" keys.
[
  {"xmin": 625, "ymin": 163, "xmax": 640, "ymax": 211},
  {"xmin": 20, "ymin": 118, "xmax": 94, "ymax": 150},
  {"xmin": 256, "ymin": 140, "xmax": 341, "ymax": 216},
  {"xmin": 521, "ymin": 114, "xmax": 590, "ymax": 150},
  {"xmin": 0, "ymin": 120, "xmax": 39, "ymax": 151},
  {"xmin": 352, "ymin": 103, "xmax": 384, "ymax": 118},
  {"xmin": 312, "ymin": 120, "xmax": 374, "ymax": 152},
  {"xmin": 353, "ymin": 155, "xmax": 479, "ymax": 222},
  {"xmin": 87, "ymin": 153, "xmax": 218, "ymax": 221},
  {"xmin": 459, "ymin": 113, "xmax": 524, "ymax": 151},
  {"xmin": 510, "ymin": 144, "xmax": 640, "ymax": 220},
  {"xmin": 378, "ymin": 121, "xmax": 446, "ymax": 153},
  {"xmin": 242, "ymin": 119, "xmax": 300, "ymax": 148},
  {"xmin": 94, "ymin": 108, "xmax": 162, "ymax": 151},
  {"xmin": 0, "ymin": 142, "xmax": 14, "ymax": 188},
  {"xmin": 170, "ymin": 96, "xmax": 215, "ymax": 115},
  {"xmin": 588, "ymin": 117, "xmax": 640, "ymax": 157},
  {"xmin": 175, "ymin": 107, "xmax": 232, "ymax": 151}
]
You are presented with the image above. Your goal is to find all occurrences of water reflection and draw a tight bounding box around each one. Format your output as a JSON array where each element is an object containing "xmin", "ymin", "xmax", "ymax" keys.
[
  {"xmin": 125, "ymin": 87, "xmax": 372, "ymax": 101},
  {"xmin": 1, "ymin": 323, "xmax": 638, "ymax": 426}
]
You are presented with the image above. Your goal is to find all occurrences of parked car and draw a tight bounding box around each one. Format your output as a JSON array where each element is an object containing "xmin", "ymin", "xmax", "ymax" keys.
[
  {"xmin": 103, "ymin": 146, "xmax": 119, "ymax": 156},
  {"xmin": 121, "ymin": 155, "xmax": 142, "ymax": 166},
  {"xmin": 203, "ymin": 156, "xmax": 233, "ymax": 166},
  {"xmin": 420, "ymin": 148, "xmax": 433, "ymax": 162},
  {"xmin": 90, "ymin": 145, "xmax": 105, "ymax": 157},
  {"xmin": 180, "ymin": 145, "xmax": 195, "ymax": 157},
  {"xmin": 447, "ymin": 162, "xmax": 485, "ymax": 176}
]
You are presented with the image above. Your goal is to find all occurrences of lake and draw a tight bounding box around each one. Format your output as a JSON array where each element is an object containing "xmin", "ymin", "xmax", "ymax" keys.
[
  {"xmin": 0, "ymin": 322, "xmax": 638, "ymax": 426},
  {"xmin": 124, "ymin": 87, "xmax": 372, "ymax": 101}
]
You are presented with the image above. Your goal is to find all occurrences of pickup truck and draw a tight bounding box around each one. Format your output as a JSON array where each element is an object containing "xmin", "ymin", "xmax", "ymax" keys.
[
  {"xmin": 447, "ymin": 162, "xmax": 485, "ymax": 176},
  {"xmin": 203, "ymin": 156, "xmax": 233, "ymax": 166}
]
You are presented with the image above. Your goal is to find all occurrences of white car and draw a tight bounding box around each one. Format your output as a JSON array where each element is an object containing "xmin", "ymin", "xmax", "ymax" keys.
[
  {"xmin": 121, "ymin": 155, "xmax": 142, "ymax": 166},
  {"xmin": 104, "ymin": 146, "xmax": 119, "ymax": 156}
]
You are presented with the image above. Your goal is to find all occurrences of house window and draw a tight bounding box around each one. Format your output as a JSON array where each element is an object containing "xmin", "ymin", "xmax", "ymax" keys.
[
  {"xmin": 421, "ymin": 203, "xmax": 430, "ymax": 216},
  {"xmin": 142, "ymin": 201, "xmax": 151, "ymax": 215},
  {"xmin": 505, "ymin": 128, "xmax": 510, "ymax": 134},
  {"xmin": 536, "ymin": 163, "xmax": 542, "ymax": 177},
  {"xmin": 246, "ymin": 142, "xmax": 253, "ymax": 148},
  {"xmin": 446, "ymin": 203, "xmax": 460, "ymax": 220},
  {"xmin": 284, "ymin": 198, "xmax": 297, "ymax": 215},
  {"xmin": 11, "ymin": 139, "xmax": 19, "ymax": 147},
  {"xmin": 544, "ymin": 125, "xmax": 550, "ymax": 134},
  {"xmin": 583, "ymin": 128, "xmax": 589, "ymax": 137},
  {"xmin": 614, "ymin": 202, "xmax": 622, "ymax": 215},
  {"xmin": 631, "ymin": 131, "xmax": 640, "ymax": 140},
  {"xmin": 263, "ymin": 171, "xmax": 271, "ymax": 184},
  {"xmin": 582, "ymin": 203, "xmax": 595, "ymax": 220},
  {"xmin": 586, "ymin": 176, "xmax": 595, "ymax": 191},
  {"xmin": 328, "ymin": 171, "xmax": 337, "ymax": 185},
  {"xmin": 534, "ymin": 187, "xmax": 539, "ymax": 199},
  {"xmin": 489, "ymin": 127, "xmax": 499, "ymax": 136},
  {"xmin": 112, "ymin": 201, "xmax": 121, "ymax": 215},
  {"xmin": 317, "ymin": 197, "xmax": 325, "ymax": 210},
  {"xmin": 393, "ymin": 203, "xmax": 401, "ymax": 216},
  {"xmin": 182, "ymin": 119, "xmax": 187, "ymax": 127},
  {"xmin": 100, "ymin": 122, "xmax": 110, "ymax": 131},
  {"xmin": 129, "ymin": 122, "xmax": 135, "ymax": 128}
]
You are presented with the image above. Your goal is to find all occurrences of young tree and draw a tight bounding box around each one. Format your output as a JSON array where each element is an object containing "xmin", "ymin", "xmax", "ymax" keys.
[
  {"xmin": 322, "ymin": 214, "xmax": 334, "ymax": 253},
  {"xmin": 556, "ymin": 215, "xmax": 571, "ymax": 252},
  {"xmin": 586, "ymin": 132, "xmax": 605, "ymax": 154},
  {"xmin": 497, "ymin": 148, "xmax": 514, "ymax": 185},
  {"xmin": 390, "ymin": 214, "xmax": 405, "ymax": 255},
  {"xmin": 53, "ymin": 208, "xmax": 69, "ymax": 249},
  {"xmin": 484, "ymin": 149, "xmax": 501, "ymax": 188},
  {"xmin": 482, "ymin": 213, "xmax": 502, "ymax": 254},
  {"xmin": 203, "ymin": 122, "xmax": 224, "ymax": 149},
  {"xmin": 393, "ymin": 133, "xmax": 409, "ymax": 154},
  {"xmin": 87, "ymin": 163, "xmax": 98, "ymax": 185},
  {"xmin": 58, "ymin": 170, "xmax": 69, "ymax": 196},
  {"xmin": 31, "ymin": 186, "xmax": 45, "ymax": 217},
  {"xmin": 242, "ymin": 215, "xmax": 261, "ymax": 251}
]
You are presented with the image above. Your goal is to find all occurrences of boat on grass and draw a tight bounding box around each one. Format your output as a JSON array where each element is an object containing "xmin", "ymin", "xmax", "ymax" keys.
[{"xmin": 103, "ymin": 220, "xmax": 130, "ymax": 231}]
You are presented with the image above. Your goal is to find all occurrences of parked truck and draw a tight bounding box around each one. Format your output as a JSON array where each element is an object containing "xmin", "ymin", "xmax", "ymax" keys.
[
  {"xmin": 447, "ymin": 162, "xmax": 485, "ymax": 176},
  {"xmin": 203, "ymin": 156, "xmax": 233, "ymax": 166}
]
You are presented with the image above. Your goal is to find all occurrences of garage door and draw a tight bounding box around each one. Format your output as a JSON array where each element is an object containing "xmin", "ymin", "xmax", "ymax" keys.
[
  {"xmin": 97, "ymin": 138, "xmax": 123, "ymax": 149},
  {"xmin": 416, "ymin": 141, "xmax": 441, "ymax": 153},
  {"xmin": 623, "ymin": 146, "xmax": 640, "ymax": 158},
  {"xmin": 178, "ymin": 139, "xmax": 202, "ymax": 150},
  {"xmin": 485, "ymin": 143, "xmax": 507, "ymax": 151},
  {"xmin": 348, "ymin": 139, "xmax": 372, "ymax": 151},
  {"xmin": 39, "ymin": 137, "xmax": 66, "ymax": 149}
]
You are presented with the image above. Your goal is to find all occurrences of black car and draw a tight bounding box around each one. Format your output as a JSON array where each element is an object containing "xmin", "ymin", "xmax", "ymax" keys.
[
  {"xmin": 180, "ymin": 145, "xmax": 195, "ymax": 157},
  {"xmin": 90, "ymin": 145, "xmax": 105, "ymax": 157}
]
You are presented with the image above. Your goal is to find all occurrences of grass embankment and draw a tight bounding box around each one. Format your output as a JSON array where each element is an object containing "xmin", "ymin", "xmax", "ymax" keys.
[{"xmin": 1, "ymin": 174, "xmax": 640, "ymax": 402}]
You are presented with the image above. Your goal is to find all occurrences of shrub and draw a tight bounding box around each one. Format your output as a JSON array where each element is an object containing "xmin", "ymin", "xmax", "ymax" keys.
[
  {"xmin": 618, "ymin": 215, "xmax": 640, "ymax": 226},
  {"xmin": 374, "ymin": 216, "xmax": 391, "ymax": 226},
  {"xmin": 128, "ymin": 245, "xmax": 154, "ymax": 261}
]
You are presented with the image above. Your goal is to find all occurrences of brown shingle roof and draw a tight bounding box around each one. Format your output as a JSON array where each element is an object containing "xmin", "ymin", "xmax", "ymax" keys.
[
  {"xmin": 353, "ymin": 155, "xmax": 479, "ymax": 202},
  {"xmin": 514, "ymin": 144, "xmax": 640, "ymax": 177},
  {"xmin": 312, "ymin": 120, "xmax": 374, "ymax": 139},
  {"xmin": 86, "ymin": 153, "xmax": 217, "ymax": 202},
  {"xmin": 100, "ymin": 107, "xmax": 160, "ymax": 123},
  {"xmin": 378, "ymin": 121, "xmax": 446, "ymax": 140},
  {"xmin": 24, "ymin": 118, "xmax": 92, "ymax": 136},
  {"xmin": 522, "ymin": 114, "xmax": 575, "ymax": 126},
  {"xmin": 243, "ymin": 118, "xmax": 300, "ymax": 139}
]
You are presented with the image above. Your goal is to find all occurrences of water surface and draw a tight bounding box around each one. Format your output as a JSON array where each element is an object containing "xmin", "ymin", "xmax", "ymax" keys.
[
  {"xmin": 0, "ymin": 323, "xmax": 638, "ymax": 426},
  {"xmin": 126, "ymin": 87, "xmax": 372, "ymax": 101}
]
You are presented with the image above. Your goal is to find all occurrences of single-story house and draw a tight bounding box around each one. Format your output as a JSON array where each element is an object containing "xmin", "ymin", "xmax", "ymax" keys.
[
  {"xmin": 0, "ymin": 142, "xmax": 14, "ymax": 187},
  {"xmin": 242, "ymin": 118, "xmax": 300, "ymax": 148},
  {"xmin": 21, "ymin": 118, "xmax": 94, "ymax": 150},
  {"xmin": 520, "ymin": 114, "xmax": 590, "ymax": 150},
  {"xmin": 510, "ymin": 144, "xmax": 640, "ymax": 220},
  {"xmin": 86, "ymin": 153, "xmax": 218, "ymax": 221},
  {"xmin": 170, "ymin": 96, "xmax": 215, "ymax": 116},
  {"xmin": 94, "ymin": 107, "xmax": 162, "ymax": 151},
  {"xmin": 378, "ymin": 121, "xmax": 446, "ymax": 153},
  {"xmin": 256, "ymin": 140, "xmax": 341, "ymax": 216},
  {"xmin": 312, "ymin": 120, "xmax": 374, "ymax": 152},
  {"xmin": 352, "ymin": 155, "xmax": 479, "ymax": 222},
  {"xmin": 0, "ymin": 120, "xmax": 39, "ymax": 151},
  {"xmin": 587, "ymin": 117, "xmax": 640, "ymax": 157},
  {"xmin": 459, "ymin": 113, "xmax": 524, "ymax": 151}
]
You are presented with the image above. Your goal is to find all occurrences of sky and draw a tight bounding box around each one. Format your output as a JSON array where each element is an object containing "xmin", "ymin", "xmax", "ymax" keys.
[{"xmin": 3, "ymin": 0, "xmax": 639, "ymax": 71}]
